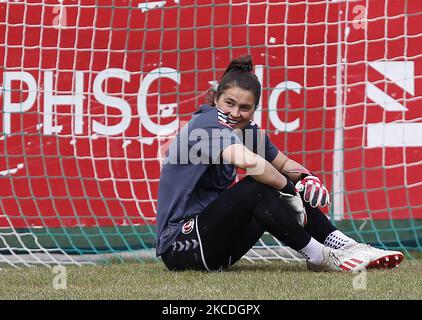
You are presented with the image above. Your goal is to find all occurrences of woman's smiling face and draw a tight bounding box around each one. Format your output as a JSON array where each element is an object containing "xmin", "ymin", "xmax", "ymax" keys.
[{"xmin": 214, "ymin": 86, "xmax": 256, "ymax": 130}]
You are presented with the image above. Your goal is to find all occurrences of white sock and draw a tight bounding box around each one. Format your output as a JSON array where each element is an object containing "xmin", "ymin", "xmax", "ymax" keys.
[
  {"xmin": 324, "ymin": 230, "xmax": 357, "ymax": 249},
  {"xmin": 298, "ymin": 237, "xmax": 326, "ymax": 265}
]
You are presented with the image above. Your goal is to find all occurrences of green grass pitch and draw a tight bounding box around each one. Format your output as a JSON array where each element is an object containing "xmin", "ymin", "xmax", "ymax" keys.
[{"xmin": 1, "ymin": 259, "xmax": 421, "ymax": 300}]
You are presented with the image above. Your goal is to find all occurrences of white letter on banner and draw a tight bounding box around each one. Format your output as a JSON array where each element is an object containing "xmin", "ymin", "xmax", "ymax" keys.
[
  {"xmin": 268, "ymin": 81, "xmax": 301, "ymax": 132},
  {"xmin": 253, "ymin": 65, "xmax": 264, "ymax": 127},
  {"xmin": 3, "ymin": 72, "xmax": 37, "ymax": 134},
  {"xmin": 138, "ymin": 67, "xmax": 179, "ymax": 136},
  {"xmin": 43, "ymin": 70, "xmax": 84, "ymax": 135},
  {"xmin": 93, "ymin": 68, "xmax": 131, "ymax": 136}
]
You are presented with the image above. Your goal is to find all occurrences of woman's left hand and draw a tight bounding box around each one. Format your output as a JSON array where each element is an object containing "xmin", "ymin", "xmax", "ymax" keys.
[{"xmin": 296, "ymin": 175, "xmax": 330, "ymax": 208}]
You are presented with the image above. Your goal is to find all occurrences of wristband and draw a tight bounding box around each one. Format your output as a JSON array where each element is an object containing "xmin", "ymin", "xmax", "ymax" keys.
[{"xmin": 279, "ymin": 178, "xmax": 296, "ymax": 196}]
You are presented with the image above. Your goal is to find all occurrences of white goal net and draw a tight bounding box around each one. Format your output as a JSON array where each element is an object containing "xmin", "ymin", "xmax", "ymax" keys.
[{"xmin": 1, "ymin": 0, "xmax": 421, "ymax": 267}]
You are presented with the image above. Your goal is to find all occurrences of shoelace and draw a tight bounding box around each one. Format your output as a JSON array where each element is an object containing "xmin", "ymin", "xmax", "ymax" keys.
[
  {"xmin": 329, "ymin": 251, "xmax": 342, "ymax": 267},
  {"xmin": 351, "ymin": 243, "xmax": 372, "ymax": 251}
]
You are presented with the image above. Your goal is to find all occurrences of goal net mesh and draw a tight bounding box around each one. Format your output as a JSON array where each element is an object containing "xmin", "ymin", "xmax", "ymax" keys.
[{"xmin": 1, "ymin": 0, "xmax": 421, "ymax": 267}]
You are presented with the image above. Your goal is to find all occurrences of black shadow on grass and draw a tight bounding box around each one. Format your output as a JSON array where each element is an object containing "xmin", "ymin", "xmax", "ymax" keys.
[{"xmin": 224, "ymin": 260, "xmax": 307, "ymax": 273}]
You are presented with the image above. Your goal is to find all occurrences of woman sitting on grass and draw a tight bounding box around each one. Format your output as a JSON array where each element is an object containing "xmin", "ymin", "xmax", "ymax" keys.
[{"xmin": 156, "ymin": 55, "xmax": 404, "ymax": 272}]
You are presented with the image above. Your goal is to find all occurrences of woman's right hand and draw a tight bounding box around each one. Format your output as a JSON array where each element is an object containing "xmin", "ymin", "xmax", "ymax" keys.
[{"xmin": 278, "ymin": 179, "xmax": 307, "ymax": 227}]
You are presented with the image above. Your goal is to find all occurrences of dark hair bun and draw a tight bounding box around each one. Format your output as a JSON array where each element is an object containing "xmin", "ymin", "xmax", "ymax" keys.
[
  {"xmin": 216, "ymin": 54, "xmax": 261, "ymax": 108},
  {"xmin": 225, "ymin": 55, "xmax": 253, "ymax": 74},
  {"xmin": 241, "ymin": 63, "xmax": 252, "ymax": 72}
]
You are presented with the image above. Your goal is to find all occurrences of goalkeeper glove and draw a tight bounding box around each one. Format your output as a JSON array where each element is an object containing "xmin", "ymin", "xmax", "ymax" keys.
[
  {"xmin": 288, "ymin": 168, "xmax": 330, "ymax": 208},
  {"xmin": 278, "ymin": 178, "xmax": 307, "ymax": 227}
]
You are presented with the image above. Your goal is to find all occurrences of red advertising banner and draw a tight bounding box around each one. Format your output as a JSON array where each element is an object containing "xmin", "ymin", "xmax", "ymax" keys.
[{"xmin": 0, "ymin": 0, "xmax": 421, "ymax": 228}]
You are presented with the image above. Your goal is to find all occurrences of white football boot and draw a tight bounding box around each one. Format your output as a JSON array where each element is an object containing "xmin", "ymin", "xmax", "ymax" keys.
[
  {"xmin": 343, "ymin": 243, "xmax": 404, "ymax": 269},
  {"xmin": 307, "ymin": 246, "xmax": 370, "ymax": 272}
]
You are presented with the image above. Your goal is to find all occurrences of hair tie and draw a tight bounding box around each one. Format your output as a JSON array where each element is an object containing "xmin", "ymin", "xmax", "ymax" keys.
[{"xmin": 241, "ymin": 64, "xmax": 252, "ymax": 72}]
